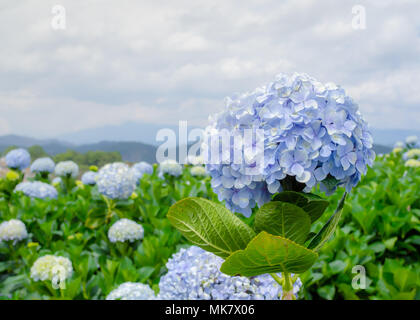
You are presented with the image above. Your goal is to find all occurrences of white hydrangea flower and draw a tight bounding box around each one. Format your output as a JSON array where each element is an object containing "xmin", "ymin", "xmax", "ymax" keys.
[
  {"xmin": 190, "ymin": 165, "xmax": 207, "ymax": 177},
  {"xmin": 186, "ymin": 155, "xmax": 205, "ymax": 166},
  {"xmin": 159, "ymin": 159, "xmax": 183, "ymax": 177},
  {"xmin": 108, "ymin": 218, "xmax": 144, "ymax": 243},
  {"xmin": 54, "ymin": 161, "xmax": 79, "ymax": 178},
  {"xmin": 30, "ymin": 255, "xmax": 73, "ymax": 283},
  {"xmin": 405, "ymin": 159, "xmax": 420, "ymax": 168},
  {"xmin": 0, "ymin": 219, "xmax": 28, "ymax": 243},
  {"xmin": 106, "ymin": 282, "xmax": 155, "ymax": 300}
]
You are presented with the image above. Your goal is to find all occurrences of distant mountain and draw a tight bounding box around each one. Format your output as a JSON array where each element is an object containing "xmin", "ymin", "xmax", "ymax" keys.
[
  {"xmin": 75, "ymin": 141, "xmax": 156, "ymax": 163},
  {"xmin": 58, "ymin": 121, "xmax": 181, "ymax": 146},
  {"xmin": 0, "ymin": 135, "xmax": 157, "ymax": 163}
]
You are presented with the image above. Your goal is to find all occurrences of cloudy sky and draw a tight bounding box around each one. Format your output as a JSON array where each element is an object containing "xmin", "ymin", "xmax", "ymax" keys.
[{"xmin": 0, "ymin": 0, "xmax": 419, "ymax": 138}]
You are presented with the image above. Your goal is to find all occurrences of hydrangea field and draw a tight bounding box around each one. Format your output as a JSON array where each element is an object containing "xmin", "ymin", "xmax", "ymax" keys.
[{"xmin": 0, "ymin": 73, "xmax": 419, "ymax": 300}]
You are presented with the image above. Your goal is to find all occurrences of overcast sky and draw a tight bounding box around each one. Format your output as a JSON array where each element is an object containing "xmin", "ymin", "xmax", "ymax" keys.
[{"xmin": 0, "ymin": 0, "xmax": 419, "ymax": 138}]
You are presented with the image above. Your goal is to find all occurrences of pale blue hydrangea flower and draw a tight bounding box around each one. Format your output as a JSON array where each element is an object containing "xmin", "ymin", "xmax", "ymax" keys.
[
  {"xmin": 5, "ymin": 148, "xmax": 31, "ymax": 170},
  {"xmin": 132, "ymin": 161, "xmax": 153, "ymax": 183},
  {"xmin": 159, "ymin": 159, "xmax": 183, "ymax": 177},
  {"xmin": 15, "ymin": 181, "xmax": 58, "ymax": 199},
  {"xmin": 81, "ymin": 171, "xmax": 97, "ymax": 185},
  {"xmin": 30, "ymin": 157, "xmax": 55, "ymax": 174},
  {"xmin": 158, "ymin": 246, "xmax": 302, "ymax": 300},
  {"xmin": 108, "ymin": 218, "xmax": 144, "ymax": 243},
  {"xmin": 203, "ymin": 73, "xmax": 375, "ymax": 216},
  {"xmin": 96, "ymin": 162, "xmax": 136, "ymax": 199},
  {"xmin": 0, "ymin": 219, "xmax": 28, "ymax": 243},
  {"xmin": 405, "ymin": 135, "xmax": 418, "ymax": 147},
  {"xmin": 106, "ymin": 282, "xmax": 155, "ymax": 300},
  {"xmin": 54, "ymin": 161, "xmax": 79, "ymax": 178}
]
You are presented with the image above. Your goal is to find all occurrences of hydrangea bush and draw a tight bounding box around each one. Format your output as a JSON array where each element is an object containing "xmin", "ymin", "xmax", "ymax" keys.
[{"xmin": 168, "ymin": 73, "xmax": 375, "ymax": 299}]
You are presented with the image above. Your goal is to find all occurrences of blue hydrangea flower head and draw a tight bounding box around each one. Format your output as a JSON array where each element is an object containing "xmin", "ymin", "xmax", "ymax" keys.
[
  {"xmin": 30, "ymin": 157, "xmax": 55, "ymax": 174},
  {"xmin": 96, "ymin": 162, "xmax": 136, "ymax": 199},
  {"xmin": 159, "ymin": 159, "xmax": 183, "ymax": 177},
  {"xmin": 15, "ymin": 181, "xmax": 58, "ymax": 199},
  {"xmin": 132, "ymin": 161, "xmax": 153, "ymax": 183},
  {"xmin": 5, "ymin": 148, "xmax": 31, "ymax": 170},
  {"xmin": 158, "ymin": 246, "xmax": 302, "ymax": 300},
  {"xmin": 81, "ymin": 171, "xmax": 97, "ymax": 185},
  {"xmin": 203, "ymin": 73, "xmax": 375, "ymax": 216},
  {"xmin": 54, "ymin": 161, "xmax": 79, "ymax": 178},
  {"xmin": 106, "ymin": 282, "xmax": 155, "ymax": 300}
]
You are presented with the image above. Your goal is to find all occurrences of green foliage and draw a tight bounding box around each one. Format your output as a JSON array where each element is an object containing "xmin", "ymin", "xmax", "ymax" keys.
[
  {"xmin": 220, "ymin": 231, "xmax": 318, "ymax": 276},
  {"xmin": 53, "ymin": 150, "xmax": 122, "ymax": 173},
  {"xmin": 0, "ymin": 165, "xmax": 215, "ymax": 299},
  {"xmin": 301, "ymin": 151, "xmax": 420, "ymax": 300},
  {"xmin": 27, "ymin": 145, "xmax": 48, "ymax": 160},
  {"xmin": 167, "ymin": 198, "xmax": 255, "ymax": 258}
]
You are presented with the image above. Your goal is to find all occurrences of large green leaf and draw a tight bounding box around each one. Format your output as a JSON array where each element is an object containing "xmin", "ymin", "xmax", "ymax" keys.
[
  {"xmin": 274, "ymin": 191, "xmax": 329, "ymax": 223},
  {"xmin": 254, "ymin": 201, "xmax": 311, "ymax": 244},
  {"xmin": 220, "ymin": 231, "xmax": 318, "ymax": 276},
  {"xmin": 167, "ymin": 197, "xmax": 256, "ymax": 258},
  {"xmin": 307, "ymin": 193, "xmax": 347, "ymax": 251}
]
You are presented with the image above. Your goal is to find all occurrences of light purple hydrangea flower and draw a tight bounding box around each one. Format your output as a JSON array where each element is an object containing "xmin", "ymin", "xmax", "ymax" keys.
[
  {"xmin": 158, "ymin": 246, "xmax": 302, "ymax": 300},
  {"xmin": 5, "ymin": 148, "xmax": 31, "ymax": 170},
  {"xmin": 81, "ymin": 171, "xmax": 97, "ymax": 185},
  {"xmin": 96, "ymin": 162, "xmax": 136, "ymax": 199},
  {"xmin": 203, "ymin": 73, "xmax": 375, "ymax": 216},
  {"xmin": 15, "ymin": 181, "xmax": 58, "ymax": 199},
  {"xmin": 132, "ymin": 161, "xmax": 153, "ymax": 183}
]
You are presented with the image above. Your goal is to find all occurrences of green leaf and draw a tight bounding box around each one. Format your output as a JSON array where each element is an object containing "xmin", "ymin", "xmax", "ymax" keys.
[
  {"xmin": 317, "ymin": 285, "xmax": 336, "ymax": 300},
  {"xmin": 274, "ymin": 191, "xmax": 329, "ymax": 223},
  {"xmin": 329, "ymin": 260, "xmax": 347, "ymax": 274},
  {"xmin": 307, "ymin": 193, "xmax": 347, "ymax": 251},
  {"xmin": 394, "ymin": 269, "xmax": 417, "ymax": 292},
  {"xmin": 167, "ymin": 197, "xmax": 256, "ymax": 259},
  {"xmin": 254, "ymin": 201, "xmax": 311, "ymax": 244},
  {"xmin": 220, "ymin": 231, "xmax": 318, "ymax": 277}
]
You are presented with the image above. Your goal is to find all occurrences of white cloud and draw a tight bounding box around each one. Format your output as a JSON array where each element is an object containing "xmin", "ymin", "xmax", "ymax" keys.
[{"xmin": 0, "ymin": 0, "xmax": 419, "ymax": 138}]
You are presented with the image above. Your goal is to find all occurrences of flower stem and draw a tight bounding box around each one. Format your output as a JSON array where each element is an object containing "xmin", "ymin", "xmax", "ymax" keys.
[{"xmin": 281, "ymin": 272, "xmax": 295, "ymax": 300}]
